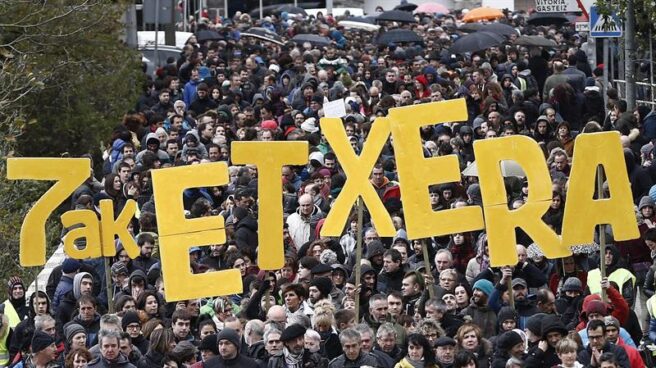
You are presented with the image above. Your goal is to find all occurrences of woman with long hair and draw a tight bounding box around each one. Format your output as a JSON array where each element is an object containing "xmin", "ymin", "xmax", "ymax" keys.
[{"xmin": 137, "ymin": 328, "xmax": 176, "ymax": 368}]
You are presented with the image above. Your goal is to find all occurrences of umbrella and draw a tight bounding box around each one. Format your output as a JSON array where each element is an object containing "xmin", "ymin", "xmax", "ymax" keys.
[
  {"xmin": 527, "ymin": 12, "xmax": 569, "ymax": 26},
  {"xmin": 376, "ymin": 29, "xmax": 423, "ymax": 45},
  {"xmin": 461, "ymin": 160, "xmax": 526, "ymax": 177},
  {"xmin": 241, "ymin": 27, "xmax": 285, "ymax": 46},
  {"xmin": 514, "ymin": 35, "xmax": 558, "ymax": 47},
  {"xmin": 571, "ymin": 242, "xmax": 599, "ymax": 255},
  {"xmin": 339, "ymin": 19, "xmax": 381, "ymax": 32},
  {"xmin": 415, "ymin": 3, "xmax": 449, "ymax": 14},
  {"xmin": 195, "ymin": 29, "xmax": 223, "ymax": 42},
  {"xmin": 248, "ymin": 4, "xmax": 279, "ymax": 17},
  {"xmin": 276, "ymin": 5, "xmax": 307, "ymax": 16},
  {"xmin": 376, "ymin": 10, "xmax": 418, "ymax": 23},
  {"xmin": 292, "ymin": 34, "xmax": 332, "ymax": 47},
  {"xmin": 394, "ymin": 3, "xmax": 418, "ymax": 11},
  {"xmin": 458, "ymin": 22, "xmax": 517, "ymax": 36},
  {"xmin": 462, "ymin": 7, "xmax": 504, "ymax": 22},
  {"xmin": 450, "ymin": 31, "xmax": 505, "ymax": 54}
]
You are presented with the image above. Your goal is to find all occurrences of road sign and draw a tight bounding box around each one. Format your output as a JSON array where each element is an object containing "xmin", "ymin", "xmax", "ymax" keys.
[
  {"xmin": 535, "ymin": 0, "xmax": 581, "ymax": 12},
  {"xmin": 589, "ymin": 6, "xmax": 623, "ymax": 38},
  {"xmin": 575, "ymin": 22, "xmax": 590, "ymax": 32}
]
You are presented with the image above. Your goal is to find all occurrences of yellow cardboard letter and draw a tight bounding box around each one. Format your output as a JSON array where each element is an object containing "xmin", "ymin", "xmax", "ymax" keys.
[
  {"xmin": 61, "ymin": 210, "xmax": 101, "ymax": 259},
  {"xmin": 562, "ymin": 132, "xmax": 639, "ymax": 245},
  {"xmin": 320, "ymin": 117, "xmax": 396, "ymax": 237},
  {"xmin": 151, "ymin": 162, "xmax": 241, "ymax": 301},
  {"xmin": 388, "ymin": 99, "xmax": 484, "ymax": 239},
  {"xmin": 232, "ymin": 141, "xmax": 308, "ymax": 270},
  {"xmin": 7, "ymin": 158, "xmax": 90, "ymax": 266},
  {"xmin": 99, "ymin": 199, "xmax": 140, "ymax": 258},
  {"xmin": 475, "ymin": 135, "xmax": 569, "ymax": 266}
]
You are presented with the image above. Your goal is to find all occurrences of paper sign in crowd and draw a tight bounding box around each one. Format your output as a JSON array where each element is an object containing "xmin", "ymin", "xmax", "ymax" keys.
[{"xmin": 7, "ymin": 99, "xmax": 639, "ymax": 301}]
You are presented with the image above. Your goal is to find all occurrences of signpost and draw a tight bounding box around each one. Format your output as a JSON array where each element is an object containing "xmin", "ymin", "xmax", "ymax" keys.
[
  {"xmin": 535, "ymin": 0, "xmax": 581, "ymax": 13},
  {"xmin": 589, "ymin": 6, "xmax": 623, "ymax": 38}
]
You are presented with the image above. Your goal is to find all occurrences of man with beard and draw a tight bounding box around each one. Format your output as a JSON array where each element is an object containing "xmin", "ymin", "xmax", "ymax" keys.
[
  {"xmin": 2, "ymin": 276, "xmax": 29, "ymax": 324},
  {"xmin": 132, "ymin": 233, "xmax": 157, "ymax": 273},
  {"xmin": 460, "ymin": 279, "xmax": 496, "ymax": 337},
  {"xmin": 378, "ymin": 249, "xmax": 405, "ymax": 293},
  {"xmin": 200, "ymin": 244, "xmax": 228, "ymax": 270},
  {"xmin": 204, "ymin": 328, "xmax": 260, "ymax": 368},
  {"xmin": 267, "ymin": 324, "xmax": 326, "ymax": 368}
]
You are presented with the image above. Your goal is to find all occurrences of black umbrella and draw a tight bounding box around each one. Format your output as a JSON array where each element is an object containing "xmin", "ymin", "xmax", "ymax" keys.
[
  {"xmin": 276, "ymin": 5, "xmax": 307, "ymax": 15},
  {"xmin": 344, "ymin": 16, "xmax": 377, "ymax": 24},
  {"xmin": 376, "ymin": 10, "xmax": 418, "ymax": 23},
  {"xmin": 241, "ymin": 27, "xmax": 285, "ymax": 46},
  {"xmin": 527, "ymin": 12, "xmax": 569, "ymax": 26},
  {"xmin": 195, "ymin": 29, "xmax": 223, "ymax": 42},
  {"xmin": 450, "ymin": 31, "xmax": 505, "ymax": 54},
  {"xmin": 458, "ymin": 22, "xmax": 517, "ymax": 36},
  {"xmin": 248, "ymin": 4, "xmax": 279, "ymax": 17},
  {"xmin": 514, "ymin": 35, "xmax": 558, "ymax": 47},
  {"xmin": 376, "ymin": 29, "xmax": 423, "ymax": 45},
  {"xmin": 394, "ymin": 3, "xmax": 418, "ymax": 11},
  {"xmin": 292, "ymin": 34, "xmax": 332, "ymax": 47}
]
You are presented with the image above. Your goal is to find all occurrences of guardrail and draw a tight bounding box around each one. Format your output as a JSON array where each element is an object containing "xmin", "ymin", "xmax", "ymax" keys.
[{"xmin": 612, "ymin": 79, "xmax": 656, "ymax": 108}]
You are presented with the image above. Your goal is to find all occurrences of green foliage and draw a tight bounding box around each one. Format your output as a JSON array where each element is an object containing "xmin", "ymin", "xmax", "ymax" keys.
[{"xmin": 0, "ymin": 0, "xmax": 144, "ymax": 282}]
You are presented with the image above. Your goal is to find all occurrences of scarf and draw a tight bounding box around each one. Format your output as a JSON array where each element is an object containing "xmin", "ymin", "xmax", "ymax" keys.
[
  {"xmin": 406, "ymin": 357, "xmax": 425, "ymax": 368},
  {"xmin": 283, "ymin": 347, "xmax": 304, "ymax": 368}
]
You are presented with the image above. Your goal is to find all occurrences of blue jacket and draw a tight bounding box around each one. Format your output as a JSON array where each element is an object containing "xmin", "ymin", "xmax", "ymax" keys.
[
  {"xmin": 183, "ymin": 79, "xmax": 201, "ymax": 107},
  {"xmin": 52, "ymin": 275, "xmax": 73, "ymax": 311}
]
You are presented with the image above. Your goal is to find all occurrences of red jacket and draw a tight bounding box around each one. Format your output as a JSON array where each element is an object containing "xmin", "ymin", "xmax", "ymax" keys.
[
  {"xmin": 575, "ymin": 287, "xmax": 629, "ymax": 331},
  {"xmin": 617, "ymin": 336, "xmax": 645, "ymax": 368}
]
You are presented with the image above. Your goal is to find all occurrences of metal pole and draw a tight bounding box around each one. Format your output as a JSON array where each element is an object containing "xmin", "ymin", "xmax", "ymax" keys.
[
  {"xmin": 183, "ymin": 0, "xmax": 187, "ymax": 31},
  {"xmin": 603, "ymin": 38, "xmax": 609, "ymax": 111},
  {"xmin": 421, "ymin": 240, "xmax": 435, "ymax": 300},
  {"xmin": 224, "ymin": 0, "xmax": 228, "ymax": 21},
  {"xmin": 259, "ymin": 0, "xmax": 263, "ymax": 20},
  {"xmin": 625, "ymin": 0, "xmax": 636, "ymax": 110},
  {"xmin": 354, "ymin": 198, "xmax": 364, "ymax": 322},
  {"xmin": 326, "ymin": 0, "xmax": 333, "ymax": 15},
  {"xmin": 650, "ymin": 30, "xmax": 654, "ymax": 109},
  {"xmin": 597, "ymin": 166, "xmax": 608, "ymax": 303},
  {"xmin": 155, "ymin": 0, "xmax": 160, "ymax": 67}
]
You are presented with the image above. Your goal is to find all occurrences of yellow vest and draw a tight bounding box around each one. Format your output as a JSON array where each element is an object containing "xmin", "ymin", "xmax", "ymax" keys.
[
  {"xmin": 2, "ymin": 300, "xmax": 20, "ymax": 329},
  {"xmin": 587, "ymin": 268, "xmax": 636, "ymax": 295},
  {"xmin": 647, "ymin": 294, "xmax": 656, "ymax": 318},
  {"xmin": 0, "ymin": 316, "xmax": 9, "ymax": 366}
]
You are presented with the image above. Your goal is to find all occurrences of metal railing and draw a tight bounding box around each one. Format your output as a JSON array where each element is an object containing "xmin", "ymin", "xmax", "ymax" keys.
[{"xmin": 612, "ymin": 79, "xmax": 656, "ymax": 108}]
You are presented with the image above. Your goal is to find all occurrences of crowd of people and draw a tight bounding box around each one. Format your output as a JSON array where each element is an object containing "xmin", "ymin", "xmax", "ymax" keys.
[{"xmin": 3, "ymin": 3, "xmax": 656, "ymax": 368}]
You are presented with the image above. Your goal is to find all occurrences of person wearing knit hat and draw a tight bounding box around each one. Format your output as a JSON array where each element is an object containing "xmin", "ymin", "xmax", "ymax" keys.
[
  {"xmin": 199, "ymin": 334, "xmax": 219, "ymax": 360},
  {"xmin": 204, "ymin": 328, "xmax": 261, "ymax": 367},
  {"xmin": 64, "ymin": 323, "xmax": 87, "ymax": 350},
  {"xmin": 524, "ymin": 313, "xmax": 547, "ymax": 343},
  {"xmin": 308, "ymin": 277, "xmax": 332, "ymax": 305},
  {"xmin": 461, "ymin": 279, "xmax": 497, "ymax": 338},
  {"xmin": 492, "ymin": 331, "xmax": 524, "ymax": 368},
  {"xmin": 561, "ymin": 277, "xmax": 582, "ymax": 294},
  {"xmin": 497, "ymin": 306, "xmax": 518, "ymax": 334},
  {"xmin": 29, "ymin": 330, "xmax": 57, "ymax": 364},
  {"xmin": 2, "ymin": 275, "xmax": 28, "ymax": 324}
]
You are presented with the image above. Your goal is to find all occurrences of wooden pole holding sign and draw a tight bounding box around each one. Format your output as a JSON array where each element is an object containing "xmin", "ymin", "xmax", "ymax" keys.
[
  {"xmin": 507, "ymin": 277, "xmax": 515, "ymax": 311},
  {"xmin": 597, "ymin": 166, "xmax": 608, "ymax": 303},
  {"xmin": 354, "ymin": 197, "xmax": 364, "ymax": 322},
  {"xmin": 421, "ymin": 240, "xmax": 435, "ymax": 300}
]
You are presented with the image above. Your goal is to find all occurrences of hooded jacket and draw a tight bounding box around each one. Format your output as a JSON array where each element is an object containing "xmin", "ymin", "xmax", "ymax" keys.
[
  {"xmin": 9, "ymin": 292, "xmax": 52, "ymax": 361},
  {"xmin": 88, "ymin": 352, "xmax": 136, "ymax": 368},
  {"xmin": 286, "ymin": 204, "xmax": 324, "ymax": 251},
  {"xmin": 234, "ymin": 213, "xmax": 259, "ymax": 256}
]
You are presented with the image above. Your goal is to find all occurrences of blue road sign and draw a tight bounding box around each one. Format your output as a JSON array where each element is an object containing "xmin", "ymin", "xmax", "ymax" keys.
[{"xmin": 589, "ymin": 6, "xmax": 623, "ymax": 38}]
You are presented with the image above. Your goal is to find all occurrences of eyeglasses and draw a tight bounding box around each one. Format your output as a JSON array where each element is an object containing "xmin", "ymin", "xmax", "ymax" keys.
[{"xmin": 589, "ymin": 334, "xmax": 604, "ymax": 340}]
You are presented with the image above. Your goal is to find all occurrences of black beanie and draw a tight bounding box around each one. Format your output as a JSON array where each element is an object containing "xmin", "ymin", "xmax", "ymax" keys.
[
  {"xmin": 121, "ymin": 311, "xmax": 141, "ymax": 331},
  {"xmin": 525, "ymin": 313, "xmax": 547, "ymax": 337},
  {"xmin": 199, "ymin": 334, "xmax": 220, "ymax": 355},
  {"xmin": 310, "ymin": 277, "xmax": 333, "ymax": 298},
  {"xmin": 31, "ymin": 330, "xmax": 55, "ymax": 353},
  {"xmin": 217, "ymin": 328, "xmax": 241, "ymax": 351},
  {"xmin": 497, "ymin": 331, "xmax": 523, "ymax": 351}
]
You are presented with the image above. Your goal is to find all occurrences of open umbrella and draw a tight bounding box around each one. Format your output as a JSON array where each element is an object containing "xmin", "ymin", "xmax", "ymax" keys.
[
  {"xmin": 241, "ymin": 27, "xmax": 285, "ymax": 46},
  {"xmin": 195, "ymin": 29, "xmax": 223, "ymax": 42},
  {"xmin": 450, "ymin": 31, "xmax": 505, "ymax": 54},
  {"xmin": 415, "ymin": 3, "xmax": 449, "ymax": 14},
  {"xmin": 458, "ymin": 22, "xmax": 517, "ymax": 36},
  {"xmin": 292, "ymin": 34, "xmax": 332, "ymax": 47},
  {"xmin": 376, "ymin": 29, "xmax": 423, "ymax": 45},
  {"xmin": 527, "ymin": 12, "xmax": 569, "ymax": 26},
  {"xmin": 461, "ymin": 160, "xmax": 526, "ymax": 177},
  {"xmin": 376, "ymin": 10, "xmax": 418, "ymax": 23},
  {"xmin": 394, "ymin": 3, "xmax": 418, "ymax": 11},
  {"xmin": 339, "ymin": 18, "xmax": 381, "ymax": 31},
  {"xmin": 514, "ymin": 35, "xmax": 558, "ymax": 47},
  {"xmin": 276, "ymin": 5, "xmax": 308, "ymax": 16},
  {"xmin": 462, "ymin": 7, "xmax": 504, "ymax": 22}
]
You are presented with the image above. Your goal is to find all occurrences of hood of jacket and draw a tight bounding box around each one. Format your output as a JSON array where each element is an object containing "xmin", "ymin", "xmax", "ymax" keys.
[{"xmin": 73, "ymin": 272, "xmax": 92, "ymax": 300}]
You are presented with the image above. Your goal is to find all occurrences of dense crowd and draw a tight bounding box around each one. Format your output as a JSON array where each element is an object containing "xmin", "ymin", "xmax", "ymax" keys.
[{"xmin": 3, "ymin": 3, "xmax": 656, "ymax": 368}]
